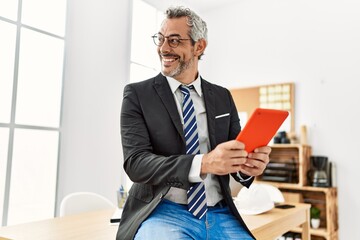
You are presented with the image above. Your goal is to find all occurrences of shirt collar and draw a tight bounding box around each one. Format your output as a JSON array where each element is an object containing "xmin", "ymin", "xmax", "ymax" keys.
[{"xmin": 165, "ymin": 74, "xmax": 203, "ymax": 97}]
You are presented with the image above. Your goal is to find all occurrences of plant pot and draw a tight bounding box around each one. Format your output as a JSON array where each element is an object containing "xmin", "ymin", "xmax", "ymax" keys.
[{"xmin": 311, "ymin": 218, "xmax": 320, "ymax": 229}]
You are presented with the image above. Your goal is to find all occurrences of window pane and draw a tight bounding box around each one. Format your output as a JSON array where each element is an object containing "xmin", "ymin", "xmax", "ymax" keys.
[
  {"xmin": 0, "ymin": 21, "xmax": 16, "ymax": 123},
  {"xmin": 0, "ymin": 127, "xmax": 9, "ymax": 226},
  {"xmin": 131, "ymin": 0, "xmax": 159, "ymax": 69},
  {"xmin": 7, "ymin": 128, "xmax": 58, "ymax": 225},
  {"xmin": 21, "ymin": 0, "xmax": 66, "ymax": 36},
  {"xmin": 15, "ymin": 28, "xmax": 64, "ymax": 127},
  {"xmin": 130, "ymin": 63, "xmax": 158, "ymax": 83},
  {"xmin": 0, "ymin": 0, "xmax": 18, "ymax": 21}
]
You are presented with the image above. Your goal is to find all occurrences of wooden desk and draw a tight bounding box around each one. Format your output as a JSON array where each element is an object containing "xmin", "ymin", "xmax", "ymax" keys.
[
  {"xmin": 0, "ymin": 209, "xmax": 117, "ymax": 240},
  {"xmin": 0, "ymin": 203, "xmax": 310, "ymax": 240},
  {"xmin": 244, "ymin": 203, "xmax": 310, "ymax": 240}
]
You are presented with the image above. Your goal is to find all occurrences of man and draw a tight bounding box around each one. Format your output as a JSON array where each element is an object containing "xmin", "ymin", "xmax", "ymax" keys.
[{"xmin": 117, "ymin": 6, "xmax": 271, "ymax": 240}]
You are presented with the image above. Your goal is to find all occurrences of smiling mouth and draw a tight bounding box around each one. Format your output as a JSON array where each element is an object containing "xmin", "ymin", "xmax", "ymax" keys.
[
  {"xmin": 162, "ymin": 57, "xmax": 179, "ymax": 67},
  {"xmin": 161, "ymin": 54, "xmax": 179, "ymax": 66}
]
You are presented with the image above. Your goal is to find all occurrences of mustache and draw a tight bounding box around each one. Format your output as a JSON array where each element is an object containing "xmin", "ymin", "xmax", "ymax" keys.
[{"xmin": 160, "ymin": 53, "xmax": 179, "ymax": 58}]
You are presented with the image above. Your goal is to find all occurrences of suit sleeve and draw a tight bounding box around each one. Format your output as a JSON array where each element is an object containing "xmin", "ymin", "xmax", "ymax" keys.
[{"xmin": 121, "ymin": 84, "xmax": 193, "ymax": 189}]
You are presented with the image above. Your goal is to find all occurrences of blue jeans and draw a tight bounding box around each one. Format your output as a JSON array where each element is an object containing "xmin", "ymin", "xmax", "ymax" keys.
[{"xmin": 134, "ymin": 199, "xmax": 253, "ymax": 240}]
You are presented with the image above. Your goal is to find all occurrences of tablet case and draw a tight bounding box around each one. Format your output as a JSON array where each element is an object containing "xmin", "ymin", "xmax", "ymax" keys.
[{"xmin": 236, "ymin": 108, "xmax": 289, "ymax": 152}]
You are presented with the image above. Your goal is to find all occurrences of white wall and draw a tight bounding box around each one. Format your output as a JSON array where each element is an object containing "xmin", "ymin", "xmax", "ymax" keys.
[
  {"xmin": 60, "ymin": 0, "xmax": 360, "ymax": 239},
  {"xmin": 201, "ymin": 1, "xmax": 360, "ymax": 239},
  {"xmin": 57, "ymin": 0, "xmax": 131, "ymax": 209}
]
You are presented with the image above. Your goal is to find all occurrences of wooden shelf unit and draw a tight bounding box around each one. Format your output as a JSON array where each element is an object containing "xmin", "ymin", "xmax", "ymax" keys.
[
  {"xmin": 256, "ymin": 144, "xmax": 339, "ymax": 240},
  {"xmin": 278, "ymin": 186, "xmax": 338, "ymax": 240},
  {"xmin": 256, "ymin": 144, "xmax": 312, "ymax": 187}
]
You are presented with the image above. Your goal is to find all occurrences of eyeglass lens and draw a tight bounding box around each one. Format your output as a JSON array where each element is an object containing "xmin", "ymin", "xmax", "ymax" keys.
[{"xmin": 152, "ymin": 33, "xmax": 184, "ymax": 48}]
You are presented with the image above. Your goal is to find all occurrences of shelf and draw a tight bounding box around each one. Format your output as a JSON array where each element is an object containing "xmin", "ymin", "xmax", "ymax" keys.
[
  {"xmin": 257, "ymin": 144, "xmax": 312, "ymax": 186},
  {"xmin": 258, "ymin": 144, "xmax": 338, "ymax": 240},
  {"xmin": 292, "ymin": 227, "xmax": 329, "ymax": 238},
  {"xmin": 258, "ymin": 184, "xmax": 332, "ymax": 193},
  {"xmin": 276, "ymin": 186, "xmax": 338, "ymax": 240}
]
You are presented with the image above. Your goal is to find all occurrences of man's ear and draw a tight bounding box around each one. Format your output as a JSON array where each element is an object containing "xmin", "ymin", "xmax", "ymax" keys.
[{"xmin": 194, "ymin": 39, "xmax": 207, "ymax": 57}]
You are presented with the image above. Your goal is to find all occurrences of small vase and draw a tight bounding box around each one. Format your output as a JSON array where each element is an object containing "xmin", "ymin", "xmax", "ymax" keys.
[{"xmin": 311, "ymin": 218, "xmax": 320, "ymax": 229}]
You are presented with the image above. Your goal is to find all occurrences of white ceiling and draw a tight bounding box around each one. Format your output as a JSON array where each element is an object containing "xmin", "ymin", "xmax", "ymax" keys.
[
  {"xmin": 144, "ymin": 0, "xmax": 239, "ymax": 13},
  {"xmin": 178, "ymin": 0, "xmax": 239, "ymax": 12}
]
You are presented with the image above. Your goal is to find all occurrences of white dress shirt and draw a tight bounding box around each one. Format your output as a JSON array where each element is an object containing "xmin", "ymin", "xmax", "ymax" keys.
[{"xmin": 164, "ymin": 75, "xmax": 251, "ymax": 206}]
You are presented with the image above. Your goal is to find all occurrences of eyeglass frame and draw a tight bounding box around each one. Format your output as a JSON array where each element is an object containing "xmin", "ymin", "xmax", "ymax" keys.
[{"xmin": 151, "ymin": 33, "xmax": 194, "ymax": 48}]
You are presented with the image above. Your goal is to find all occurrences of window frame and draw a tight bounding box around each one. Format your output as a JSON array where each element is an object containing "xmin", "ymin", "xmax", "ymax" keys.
[{"xmin": 0, "ymin": 0, "xmax": 66, "ymax": 226}]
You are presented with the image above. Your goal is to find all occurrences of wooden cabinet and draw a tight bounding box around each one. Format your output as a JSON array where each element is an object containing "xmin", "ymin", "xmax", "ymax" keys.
[
  {"xmin": 256, "ymin": 144, "xmax": 338, "ymax": 240},
  {"xmin": 278, "ymin": 186, "xmax": 338, "ymax": 240},
  {"xmin": 257, "ymin": 144, "xmax": 312, "ymax": 187}
]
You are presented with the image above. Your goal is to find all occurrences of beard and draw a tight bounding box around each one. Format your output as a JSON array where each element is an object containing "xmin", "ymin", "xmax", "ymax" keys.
[{"xmin": 161, "ymin": 55, "xmax": 195, "ymax": 78}]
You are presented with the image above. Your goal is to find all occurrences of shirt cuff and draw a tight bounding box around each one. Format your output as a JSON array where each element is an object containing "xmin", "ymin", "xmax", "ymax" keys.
[
  {"xmin": 188, "ymin": 154, "xmax": 206, "ymax": 182},
  {"xmin": 236, "ymin": 172, "xmax": 253, "ymax": 182}
]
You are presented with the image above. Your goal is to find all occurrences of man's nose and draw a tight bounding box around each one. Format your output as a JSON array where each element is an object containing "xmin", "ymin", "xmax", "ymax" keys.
[{"xmin": 159, "ymin": 38, "xmax": 171, "ymax": 52}]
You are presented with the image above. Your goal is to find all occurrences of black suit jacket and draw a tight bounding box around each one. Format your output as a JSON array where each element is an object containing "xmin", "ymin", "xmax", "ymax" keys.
[{"xmin": 116, "ymin": 73, "xmax": 255, "ymax": 240}]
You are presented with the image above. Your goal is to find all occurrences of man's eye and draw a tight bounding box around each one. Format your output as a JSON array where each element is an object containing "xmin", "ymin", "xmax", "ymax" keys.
[{"xmin": 169, "ymin": 38, "xmax": 180, "ymax": 44}]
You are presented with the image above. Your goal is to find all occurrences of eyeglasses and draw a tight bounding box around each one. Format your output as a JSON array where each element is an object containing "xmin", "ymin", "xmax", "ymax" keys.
[{"xmin": 151, "ymin": 33, "xmax": 192, "ymax": 48}]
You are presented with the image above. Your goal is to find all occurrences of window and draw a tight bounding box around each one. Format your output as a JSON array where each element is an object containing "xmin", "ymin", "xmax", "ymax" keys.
[
  {"xmin": 0, "ymin": 128, "xmax": 9, "ymax": 224},
  {"xmin": 7, "ymin": 129, "xmax": 59, "ymax": 224},
  {"xmin": 129, "ymin": 0, "xmax": 163, "ymax": 83},
  {"xmin": 15, "ymin": 28, "xmax": 64, "ymax": 127},
  {"xmin": 0, "ymin": 21, "xmax": 16, "ymax": 123},
  {"xmin": 0, "ymin": 0, "xmax": 66, "ymax": 226},
  {"xmin": 0, "ymin": 0, "xmax": 18, "ymax": 21}
]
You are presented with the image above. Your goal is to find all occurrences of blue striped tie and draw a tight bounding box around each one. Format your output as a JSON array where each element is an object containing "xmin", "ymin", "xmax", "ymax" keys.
[{"xmin": 179, "ymin": 85, "xmax": 207, "ymax": 219}]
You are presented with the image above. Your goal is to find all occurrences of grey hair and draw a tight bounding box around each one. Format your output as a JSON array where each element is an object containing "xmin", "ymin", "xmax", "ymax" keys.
[{"xmin": 165, "ymin": 6, "xmax": 208, "ymax": 59}]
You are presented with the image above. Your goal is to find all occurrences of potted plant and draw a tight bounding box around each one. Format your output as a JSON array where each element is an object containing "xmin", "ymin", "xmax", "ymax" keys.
[{"xmin": 310, "ymin": 206, "xmax": 321, "ymax": 229}]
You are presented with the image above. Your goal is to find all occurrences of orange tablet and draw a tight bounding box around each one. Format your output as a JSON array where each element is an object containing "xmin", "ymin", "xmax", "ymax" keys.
[{"xmin": 236, "ymin": 108, "xmax": 289, "ymax": 153}]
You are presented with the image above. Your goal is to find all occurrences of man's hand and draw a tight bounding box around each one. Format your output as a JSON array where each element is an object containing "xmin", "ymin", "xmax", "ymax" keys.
[
  {"xmin": 201, "ymin": 140, "xmax": 248, "ymax": 175},
  {"xmin": 201, "ymin": 140, "xmax": 271, "ymax": 176},
  {"xmin": 238, "ymin": 146, "xmax": 271, "ymax": 177}
]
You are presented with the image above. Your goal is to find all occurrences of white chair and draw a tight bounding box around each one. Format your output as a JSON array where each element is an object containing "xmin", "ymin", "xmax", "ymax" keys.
[{"xmin": 60, "ymin": 192, "xmax": 115, "ymax": 217}]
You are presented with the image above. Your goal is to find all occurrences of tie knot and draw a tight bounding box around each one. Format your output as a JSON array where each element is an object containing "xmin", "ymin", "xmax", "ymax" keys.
[{"xmin": 179, "ymin": 85, "xmax": 194, "ymax": 96}]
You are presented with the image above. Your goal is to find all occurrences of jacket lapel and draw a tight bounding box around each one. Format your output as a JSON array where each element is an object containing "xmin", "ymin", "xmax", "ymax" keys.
[
  {"xmin": 202, "ymin": 79, "xmax": 217, "ymax": 150},
  {"xmin": 153, "ymin": 74, "xmax": 185, "ymax": 142}
]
